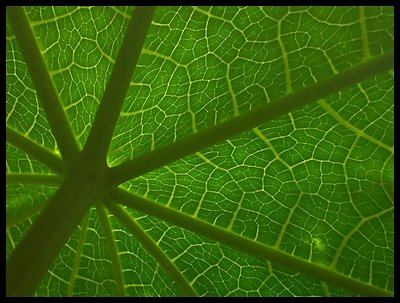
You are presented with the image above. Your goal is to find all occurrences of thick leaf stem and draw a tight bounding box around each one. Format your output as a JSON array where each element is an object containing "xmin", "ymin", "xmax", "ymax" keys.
[
  {"xmin": 83, "ymin": 6, "xmax": 156, "ymax": 163},
  {"xmin": 105, "ymin": 201, "xmax": 198, "ymax": 297},
  {"xmin": 6, "ymin": 173, "xmax": 62, "ymax": 185},
  {"xmin": 109, "ymin": 188, "xmax": 393, "ymax": 297},
  {"xmin": 67, "ymin": 212, "xmax": 90, "ymax": 296},
  {"xmin": 6, "ymin": 126, "xmax": 63, "ymax": 174},
  {"xmin": 95, "ymin": 203, "xmax": 127, "ymax": 296},
  {"xmin": 7, "ymin": 6, "xmax": 80, "ymax": 161},
  {"xmin": 108, "ymin": 51, "xmax": 394, "ymax": 186},
  {"xmin": 6, "ymin": 7, "xmax": 158, "ymax": 296},
  {"xmin": 6, "ymin": 154, "xmax": 108, "ymax": 296}
]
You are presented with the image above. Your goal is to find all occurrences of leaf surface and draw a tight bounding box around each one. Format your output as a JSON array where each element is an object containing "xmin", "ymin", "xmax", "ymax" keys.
[{"xmin": 6, "ymin": 6, "xmax": 393, "ymax": 296}]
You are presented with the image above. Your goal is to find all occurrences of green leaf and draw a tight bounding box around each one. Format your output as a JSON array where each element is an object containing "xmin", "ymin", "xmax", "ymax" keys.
[{"xmin": 6, "ymin": 6, "xmax": 393, "ymax": 297}]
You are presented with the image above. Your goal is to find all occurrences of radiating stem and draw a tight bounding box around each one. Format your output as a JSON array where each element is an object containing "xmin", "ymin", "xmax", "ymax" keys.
[
  {"xmin": 6, "ymin": 173, "xmax": 62, "ymax": 185},
  {"xmin": 109, "ymin": 188, "xmax": 393, "ymax": 297},
  {"xmin": 95, "ymin": 203, "xmax": 126, "ymax": 296},
  {"xmin": 6, "ymin": 154, "xmax": 108, "ymax": 297},
  {"xmin": 6, "ymin": 126, "xmax": 63, "ymax": 174},
  {"xmin": 7, "ymin": 6, "xmax": 80, "ymax": 161},
  {"xmin": 83, "ymin": 6, "xmax": 156, "ymax": 163},
  {"xmin": 67, "ymin": 212, "xmax": 90, "ymax": 296},
  {"xmin": 107, "ymin": 51, "xmax": 394, "ymax": 186},
  {"xmin": 105, "ymin": 201, "xmax": 198, "ymax": 297}
]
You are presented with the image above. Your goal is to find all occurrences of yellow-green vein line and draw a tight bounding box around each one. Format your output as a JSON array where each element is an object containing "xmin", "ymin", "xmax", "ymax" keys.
[
  {"xmin": 253, "ymin": 127, "xmax": 292, "ymax": 170},
  {"xmin": 253, "ymin": 127, "xmax": 303, "ymax": 248},
  {"xmin": 6, "ymin": 229, "xmax": 16, "ymax": 250},
  {"xmin": 359, "ymin": 6, "xmax": 372, "ymax": 60},
  {"xmin": 317, "ymin": 99, "xmax": 393, "ymax": 153},
  {"xmin": 321, "ymin": 281, "xmax": 331, "ymax": 297},
  {"xmin": 277, "ymin": 18, "xmax": 292, "ymax": 94},
  {"xmin": 142, "ymin": 48, "xmax": 186, "ymax": 68},
  {"xmin": 227, "ymin": 63, "xmax": 239, "ymax": 116},
  {"xmin": 273, "ymin": 194, "xmax": 303, "ymax": 249},
  {"xmin": 330, "ymin": 206, "xmax": 393, "ymax": 270},
  {"xmin": 226, "ymin": 192, "xmax": 244, "ymax": 232}
]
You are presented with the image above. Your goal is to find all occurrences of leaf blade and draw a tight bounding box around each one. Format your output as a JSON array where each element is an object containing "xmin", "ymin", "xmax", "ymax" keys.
[
  {"xmin": 109, "ymin": 188, "xmax": 393, "ymax": 297},
  {"xmin": 7, "ymin": 6, "xmax": 80, "ymax": 161}
]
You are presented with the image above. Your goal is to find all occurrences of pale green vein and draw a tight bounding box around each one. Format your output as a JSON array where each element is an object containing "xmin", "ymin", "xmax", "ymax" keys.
[
  {"xmin": 110, "ymin": 187, "xmax": 393, "ymax": 297},
  {"xmin": 104, "ymin": 201, "xmax": 198, "ymax": 297},
  {"xmin": 288, "ymin": 112, "xmax": 296, "ymax": 132},
  {"xmin": 111, "ymin": 6, "xmax": 132, "ymax": 20},
  {"xmin": 6, "ymin": 34, "xmax": 16, "ymax": 40},
  {"xmin": 189, "ymin": 263, "xmax": 216, "ymax": 289},
  {"xmin": 382, "ymin": 155, "xmax": 394, "ymax": 202},
  {"xmin": 359, "ymin": 6, "xmax": 372, "ymax": 60},
  {"xmin": 330, "ymin": 206, "xmax": 393, "ymax": 270},
  {"xmin": 165, "ymin": 166, "xmax": 178, "ymax": 208},
  {"xmin": 24, "ymin": 98, "xmax": 40, "ymax": 137},
  {"xmin": 194, "ymin": 151, "xmax": 235, "ymax": 220},
  {"xmin": 196, "ymin": 151, "xmax": 227, "ymax": 171},
  {"xmin": 150, "ymin": 133, "xmax": 155, "ymax": 151},
  {"xmin": 6, "ymin": 229, "xmax": 16, "ymax": 250},
  {"xmin": 273, "ymin": 194, "xmax": 303, "ymax": 249},
  {"xmin": 253, "ymin": 127, "xmax": 303, "ymax": 249},
  {"xmin": 342, "ymin": 135, "xmax": 366, "ymax": 218},
  {"xmin": 226, "ymin": 192, "xmax": 244, "ymax": 231},
  {"xmin": 192, "ymin": 6, "xmax": 226, "ymax": 22},
  {"xmin": 188, "ymin": 81, "xmax": 198, "ymax": 133},
  {"xmin": 277, "ymin": 18, "xmax": 292, "ymax": 94},
  {"xmin": 253, "ymin": 127, "xmax": 292, "ymax": 170},
  {"xmin": 321, "ymin": 281, "xmax": 331, "ymax": 297},
  {"xmin": 170, "ymin": 243, "xmax": 193, "ymax": 263},
  {"xmin": 118, "ymin": 101, "xmax": 155, "ymax": 117},
  {"xmin": 261, "ymin": 262, "xmax": 275, "ymax": 290},
  {"xmin": 6, "ymin": 173, "xmax": 62, "ymax": 185},
  {"xmin": 28, "ymin": 7, "xmax": 80, "ymax": 26},
  {"xmin": 192, "ymin": 6, "xmax": 245, "ymax": 36},
  {"xmin": 48, "ymin": 62, "xmax": 75, "ymax": 77},
  {"xmin": 227, "ymin": 63, "xmax": 239, "ymax": 116},
  {"xmin": 96, "ymin": 44, "xmax": 117, "ymax": 64},
  {"xmin": 142, "ymin": 48, "xmax": 187, "ymax": 68},
  {"xmin": 192, "ymin": 186, "xmax": 207, "ymax": 218},
  {"xmin": 95, "ymin": 203, "xmax": 126, "ymax": 296},
  {"xmin": 67, "ymin": 212, "xmax": 90, "ymax": 297},
  {"xmin": 317, "ymin": 99, "xmax": 393, "ymax": 153},
  {"xmin": 47, "ymin": 271, "xmax": 69, "ymax": 286}
]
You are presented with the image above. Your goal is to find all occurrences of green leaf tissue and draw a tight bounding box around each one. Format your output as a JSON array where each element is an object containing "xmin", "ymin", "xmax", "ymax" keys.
[{"xmin": 6, "ymin": 6, "xmax": 394, "ymax": 297}]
